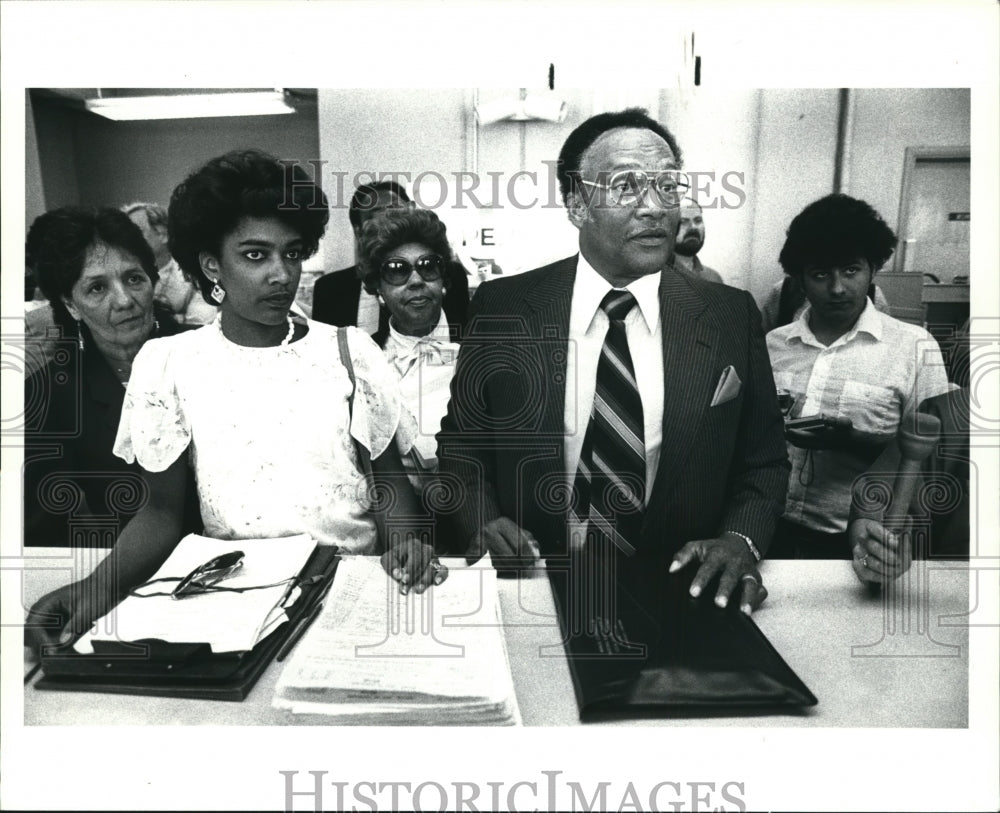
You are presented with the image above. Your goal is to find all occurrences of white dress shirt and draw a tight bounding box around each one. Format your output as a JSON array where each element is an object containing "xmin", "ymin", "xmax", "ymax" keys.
[
  {"xmin": 563, "ymin": 253, "xmax": 664, "ymax": 503},
  {"xmin": 767, "ymin": 301, "xmax": 951, "ymax": 533}
]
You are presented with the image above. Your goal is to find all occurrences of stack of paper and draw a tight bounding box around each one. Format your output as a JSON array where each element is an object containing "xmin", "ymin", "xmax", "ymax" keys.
[
  {"xmin": 273, "ymin": 555, "xmax": 520, "ymax": 725},
  {"xmin": 75, "ymin": 533, "xmax": 317, "ymax": 654}
]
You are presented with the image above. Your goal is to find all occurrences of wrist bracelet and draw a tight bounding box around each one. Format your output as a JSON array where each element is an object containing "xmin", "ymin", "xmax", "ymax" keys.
[{"xmin": 726, "ymin": 530, "xmax": 761, "ymax": 562}]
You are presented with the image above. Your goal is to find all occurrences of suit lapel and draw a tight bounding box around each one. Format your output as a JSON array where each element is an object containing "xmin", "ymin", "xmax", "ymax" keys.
[
  {"xmin": 487, "ymin": 257, "xmax": 576, "ymax": 521},
  {"xmin": 644, "ymin": 269, "xmax": 720, "ymax": 526},
  {"xmin": 520, "ymin": 257, "xmax": 576, "ymax": 442}
]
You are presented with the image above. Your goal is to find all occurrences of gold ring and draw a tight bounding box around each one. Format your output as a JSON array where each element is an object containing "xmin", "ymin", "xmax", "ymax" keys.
[{"xmin": 740, "ymin": 573, "xmax": 761, "ymax": 585}]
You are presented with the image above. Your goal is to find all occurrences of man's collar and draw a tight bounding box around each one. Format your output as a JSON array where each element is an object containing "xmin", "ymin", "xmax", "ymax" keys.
[
  {"xmin": 574, "ymin": 252, "xmax": 661, "ymax": 332},
  {"xmin": 852, "ymin": 298, "xmax": 883, "ymax": 340},
  {"xmin": 785, "ymin": 299, "xmax": 883, "ymax": 347}
]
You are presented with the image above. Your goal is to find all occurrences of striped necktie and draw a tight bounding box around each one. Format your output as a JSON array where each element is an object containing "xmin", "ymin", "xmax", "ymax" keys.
[{"xmin": 571, "ymin": 290, "xmax": 646, "ymax": 556}]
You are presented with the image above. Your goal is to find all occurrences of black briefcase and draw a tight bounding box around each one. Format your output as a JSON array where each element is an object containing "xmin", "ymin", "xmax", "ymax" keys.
[{"xmin": 545, "ymin": 550, "xmax": 817, "ymax": 720}]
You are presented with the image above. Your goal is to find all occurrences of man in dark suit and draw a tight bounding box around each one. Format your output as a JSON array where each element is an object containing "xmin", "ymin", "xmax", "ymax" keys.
[
  {"xmin": 311, "ymin": 181, "xmax": 469, "ymax": 336},
  {"xmin": 437, "ymin": 108, "xmax": 789, "ymax": 613}
]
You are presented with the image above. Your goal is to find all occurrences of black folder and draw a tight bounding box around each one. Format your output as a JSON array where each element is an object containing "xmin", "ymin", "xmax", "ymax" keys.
[
  {"xmin": 545, "ymin": 550, "xmax": 817, "ymax": 720},
  {"xmin": 34, "ymin": 546, "xmax": 339, "ymax": 701}
]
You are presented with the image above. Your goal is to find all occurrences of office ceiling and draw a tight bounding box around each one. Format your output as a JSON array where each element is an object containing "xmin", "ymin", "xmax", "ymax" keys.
[{"xmin": 31, "ymin": 88, "xmax": 317, "ymax": 112}]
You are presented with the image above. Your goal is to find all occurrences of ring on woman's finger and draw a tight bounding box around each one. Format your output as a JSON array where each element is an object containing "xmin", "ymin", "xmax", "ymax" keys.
[
  {"xmin": 430, "ymin": 560, "xmax": 444, "ymax": 574},
  {"xmin": 740, "ymin": 573, "xmax": 761, "ymax": 586},
  {"xmin": 860, "ymin": 555, "xmax": 869, "ymax": 568}
]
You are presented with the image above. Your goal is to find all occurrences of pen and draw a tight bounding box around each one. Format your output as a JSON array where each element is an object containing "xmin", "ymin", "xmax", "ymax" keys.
[
  {"xmin": 24, "ymin": 662, "xmax": 42, "ymax": 684},
  {"xmin": 276, "ymin": 600, "xmax": 324, "ymax": 662}
]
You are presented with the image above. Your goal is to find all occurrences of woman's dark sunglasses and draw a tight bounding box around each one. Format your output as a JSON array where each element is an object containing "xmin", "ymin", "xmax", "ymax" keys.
[{"xmin": 379, "ymin": 254, "xmax": 444, "ymax": 286}]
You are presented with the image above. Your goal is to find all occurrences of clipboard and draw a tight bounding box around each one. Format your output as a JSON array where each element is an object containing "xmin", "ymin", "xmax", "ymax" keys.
[
  {"xmin": 545, "ymin": 549, "xmax": 817, "ymax": 720},
  {"xmin": 34, "ymin": 546, "xmax": 339, "ymax": 701}
]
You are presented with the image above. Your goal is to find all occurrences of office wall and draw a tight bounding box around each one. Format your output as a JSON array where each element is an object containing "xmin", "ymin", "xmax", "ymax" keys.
[
  {"xmin": 673, "ymin": 88, "xmax": 970, "ymax": 303},
  {"xmin": 747, "ymin": 90, "xmax": 841, "ymax": 302},
  {"xmin": 470, "ymin": 88, "xmax": 596, "ymax": 276},
  {"xmin": 317, "ymin": 88, "xmax": 588, "ymax": 278},
  {"xmin": 317, "ymin": 87, "xmax": 846, "ymax": 301},
  {"xmin": 25, "ymin": 93, "xmax": 47, "ymax": 230},
  {"xmin": 31, "ymin": 88, "xmax": 970, "ymax": 301},
  {"xmin": 30, "ymin": 94, "xmax": 319, "ymax": 219},
  {"xmin": 846, "ymin": 88, "xmax": 971, "ymax": 233},
  {"xmin": 32, "ymin": 97, "xmax": 80, "ymax": 210},
  {"xmin": 81, "ymin": 114, "xmax": 318, "ymax": 213},
  {"xmin": 664, "ymin": 88, "xmax": 768, "ymax": 293},
  {"xmin": 319, "ymin": 88, "xmax": 782, "ymax": 284},
  {"xmin": 317, "ymin": 89, "xmax": 468, "ymax": 273}
]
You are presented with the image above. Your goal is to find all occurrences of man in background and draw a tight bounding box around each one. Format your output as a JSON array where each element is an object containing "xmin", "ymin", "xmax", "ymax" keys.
[
  {"xmin": 312, "ymin": 181, "xmax": 469, "ymax": 336},
  {"xmin": 673, "ymin": 197, "xmax": 724, "ymax": 284},
  {"xmin": 766, "ymin": 193, "xmax": 949, "ymax": 559},
  {"xmin": 123, "ymin": 202, "xmax": 218, "ymax": 326}
]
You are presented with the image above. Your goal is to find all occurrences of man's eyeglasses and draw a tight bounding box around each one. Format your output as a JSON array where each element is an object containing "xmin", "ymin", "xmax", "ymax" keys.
[
  {"xmin": 379, "ymin": 254, "xmax": 445, "ymax": 286},
  {"xmin": 578, "ymin": 170, "xmax": 691, "ymax": 207}
]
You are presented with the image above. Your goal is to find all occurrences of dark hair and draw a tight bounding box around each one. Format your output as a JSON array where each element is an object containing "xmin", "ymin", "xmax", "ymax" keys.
[
  {"xmin": 556, "ymin": 107, "xmax": 683, "ymax": 205},
  {"xmin": 168, "ymin": 149, "xmax": 329, "ymax": 303},
  {"xmin": 357, "ymin": 205, "xmax": 455, "ymax": 295},
  {"xmin": 25, "ymin": 206, "xmax": 159, "ymax": 328},
  {"xmin": 348, "ymin": 181, "xmax": 411, "ymax": 230},
  {"xmin": 779, "ymin": 194, "xmax": 898, "ymax": 278}
]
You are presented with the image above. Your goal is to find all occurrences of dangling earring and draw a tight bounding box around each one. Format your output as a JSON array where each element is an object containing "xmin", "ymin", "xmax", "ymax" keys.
[
  {"xmin": 76, "ymin": 321, "xmax": 85, "ymax": 351},
  {"xmin": 210, "ymin": 283, "xmax": 226, "ymax": 304}
]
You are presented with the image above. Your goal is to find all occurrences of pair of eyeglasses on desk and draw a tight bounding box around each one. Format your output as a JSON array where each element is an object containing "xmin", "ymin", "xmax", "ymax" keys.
[{"xmin": 128, "ymin": 551, "xmax": 299, "ymax": 600}]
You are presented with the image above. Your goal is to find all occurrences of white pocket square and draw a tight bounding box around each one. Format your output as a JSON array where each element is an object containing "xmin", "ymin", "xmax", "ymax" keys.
[{"xmin": 710, "ymin": 365, "xmax": 742, "ymax": 407}]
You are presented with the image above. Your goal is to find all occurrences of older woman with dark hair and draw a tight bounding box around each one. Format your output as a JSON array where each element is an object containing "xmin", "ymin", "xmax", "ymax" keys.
[
  {"xmin": 26, "ymin": 151, "xmax": 445, "ymax": 654},
  {"xmin": 766, "ymin": 194, "xmax": 951, "ymax": 560},
  {"xmin": 357, "ymin": 206, "xmax": 462, "ymax": 497},
  {"xmin": 23, "ymin": 206, "xmax": 195, "ymax": 546}
]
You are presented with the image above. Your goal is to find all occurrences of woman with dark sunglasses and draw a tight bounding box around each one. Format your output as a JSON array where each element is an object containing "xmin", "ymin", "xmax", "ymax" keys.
[{"xmin": 357, "ymin": 206, "xmax": 464, "ymax": 503}]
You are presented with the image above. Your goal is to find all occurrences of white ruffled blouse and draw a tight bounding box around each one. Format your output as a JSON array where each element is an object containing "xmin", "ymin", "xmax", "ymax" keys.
[{"xmin": 113, "ymin": 318, "xmax": 414, "ymax": 552}]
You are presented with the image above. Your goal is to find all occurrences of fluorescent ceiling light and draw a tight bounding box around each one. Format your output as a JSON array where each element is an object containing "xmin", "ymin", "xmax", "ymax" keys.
[
  {"xmin": 85, "ymin": 90, "xmax": 294, "ymax": 121},
  {"xmin": 476, "ymin": 93, "xmax": 568, "ymax": 126}
]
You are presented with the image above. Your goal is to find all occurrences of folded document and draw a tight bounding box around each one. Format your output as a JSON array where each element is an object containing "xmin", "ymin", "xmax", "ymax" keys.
[{"xmin": 75, "ymin": 533, "xmax": 317, "ymax": 655}]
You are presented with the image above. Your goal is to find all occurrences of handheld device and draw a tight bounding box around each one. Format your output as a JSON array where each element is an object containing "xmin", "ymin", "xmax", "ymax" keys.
[
  {"xmin": 785, "ymin": 414, "xmax": 852, "ymax": 431},
  {"xmin": 786, "ymin": 415, "xmax": 829, "ymax": 431}
]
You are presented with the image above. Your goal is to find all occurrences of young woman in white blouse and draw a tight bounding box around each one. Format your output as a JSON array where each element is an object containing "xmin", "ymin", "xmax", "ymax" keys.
[{"xmin": 27, "ymin": 151, "xmax": 445, "ymax": 652}]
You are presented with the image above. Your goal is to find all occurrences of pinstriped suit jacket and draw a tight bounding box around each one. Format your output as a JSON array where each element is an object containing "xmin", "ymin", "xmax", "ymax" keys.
[{"xmin": 436, "ymin": 255, "xmax": 789, "ymax": 560}]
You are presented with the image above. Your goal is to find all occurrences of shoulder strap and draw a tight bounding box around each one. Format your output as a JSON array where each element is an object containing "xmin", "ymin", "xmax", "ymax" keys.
[
  {"xmin": 338, "ymin": 328, "xmax": 364, "ymax": 471},
  {"xmin": 337, "ymin": 326, "xmax": 355, "ymax": 415},
  {"xmin": 337, "ymin": 327, "xmax": 386, "ymax": 550}
]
